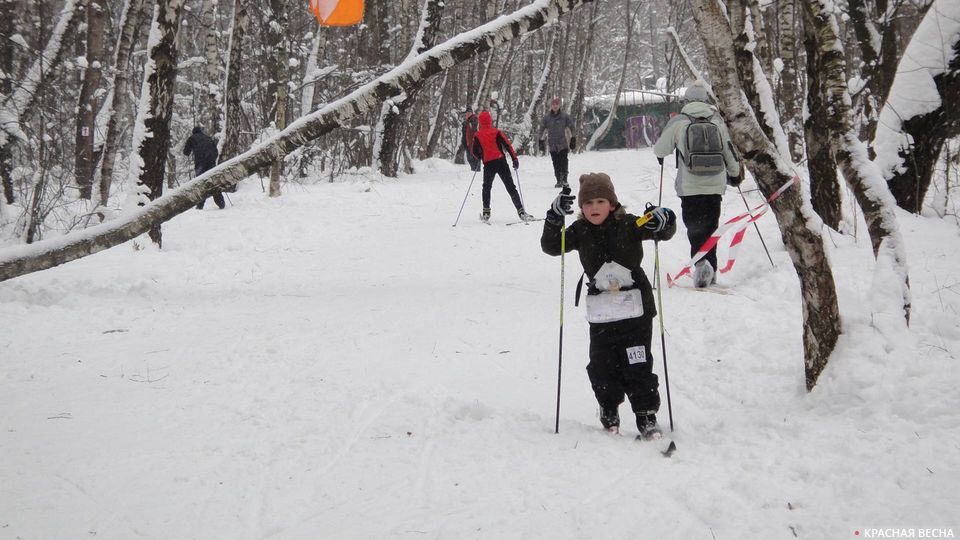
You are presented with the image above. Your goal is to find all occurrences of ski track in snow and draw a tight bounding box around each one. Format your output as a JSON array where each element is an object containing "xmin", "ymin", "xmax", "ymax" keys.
[{"xmin": 1, "ymin": 149, "xmax": 959, "ymax": 538}]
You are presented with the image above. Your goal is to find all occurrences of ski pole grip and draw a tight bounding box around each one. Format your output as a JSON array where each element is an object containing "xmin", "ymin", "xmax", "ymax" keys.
[{"xmin": 635, "ymin": 212, "xmax": 654, "ymax": 228}]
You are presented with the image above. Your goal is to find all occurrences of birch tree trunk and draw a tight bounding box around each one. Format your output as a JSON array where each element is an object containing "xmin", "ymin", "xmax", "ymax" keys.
[
  {"xmin": 98, "ymin": 0, "xmax": 145, "ymax": 207},
  {"xmin": 374, "ymin": 0, "xmax": 444, "ymax": 178},
  {"xmin": 776, "ymin": 0, "xmax": 804, "ymax": 163},
  {"xmin": 514, "ymin": 29, "xmax": 556, "ymax": 153},
  {"xmin": 267, "ymin": 0, "xmax": 288, "ymax": 197},
  {"xmin": 0, "ymin": 0, "xmax": 596, "ymax": 283},
  {"xmin": 0, "ymin": 0, "xmax": 18, "ymax": 204},
  {"xmin": 127, "ymin": 0, "xmax": 186, "ymax": 247},
  {"xmin": 219, "ymin": 0, "xmax": 249, "ymax": 164},
  {"xmin": 586, "ymin": 0, "xmax": 637, "ymax": 151},
  {"xmin": 806, "ymin": 0, "xmax": 911, "ymax": 324},
  {"xmin": 74, "ymin": 0, "xmax": 107, "ymax": 200},
  {"xmin": 200, "ymin": 0, "xmax": 221, "ymax": 134},
  {"xmin": 691, "ymin": 0, "xmax": 840, "ymax": 390},
  {"xmin": 802, "ymin": 1, "xmax": 842, "ymax": 229},
  {"xmin": 422, "ymin": 72, "xmax": 449, "ymax": 159},
  {"xmin": 570, "ymin": 1, "xmax": 599, "ymax": 147},
  {"xmin": 300, "ymin": 31, "xmax": 322, "ymax": 116}
]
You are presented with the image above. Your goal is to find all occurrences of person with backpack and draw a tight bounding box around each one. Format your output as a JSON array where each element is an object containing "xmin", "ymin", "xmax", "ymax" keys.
[
  {"xmin": 540, "ymin": 173, "xmax": 677, "ymax": 439},
  {"xmin": 471, "ymin": 110, "xmax": 535, "ymax": 223},
  {"xmin": 183, "ymin": 126, "xmax": 224, "ymax": 210},
  {"xmin": 538, "ymin": 96, "xmax": 576, "ymax": 189},
  {"xmin": 653, "ymin": 82, "xmax": 742, "ymax": 288},
  {"xmin": 462, "ymin": 107, "xmax": 481, "ymax": 172}
]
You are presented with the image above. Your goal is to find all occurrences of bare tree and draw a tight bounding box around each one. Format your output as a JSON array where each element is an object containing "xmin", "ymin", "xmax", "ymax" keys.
[
  {"xmin": 219, "ymin": 0, "xmax": 250, "ymax": 165},
  {"xmin": 266, "ymin": 0, "xmax": 288, "ymax": 197},
  {"xmin": 74, "ymin": 0, "xmax": 107, "ymax": 200},
  {"xmin": 200, "ymin": 0, "xmax": 222, "ymax": 134},
  {"xmin": 586, "ymin": 0, "xmax": 639, "ymax": 150},
  {"xmin": 97, "ymin": 0, "xmax": 146, "ymax": 208}
]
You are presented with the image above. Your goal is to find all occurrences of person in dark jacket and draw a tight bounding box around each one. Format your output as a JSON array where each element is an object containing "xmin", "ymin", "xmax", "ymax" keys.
[
  {"xmin": 471, "ymin": 110, "xmax": 534, "ymax": 223},
  {"xmin": 540, "ymin": 172, "xmax": 676, "ymax": 439},
  {"xmin": 539, "ymin": 96, "xmax": 576, "ymax": 188},
  {"xmin": 183, "ymin": 126, "xmax": 224, "ymax": 210},
  {"xmin": 462, "ymin": 107, "xmax": 481, "ymax": 172}
]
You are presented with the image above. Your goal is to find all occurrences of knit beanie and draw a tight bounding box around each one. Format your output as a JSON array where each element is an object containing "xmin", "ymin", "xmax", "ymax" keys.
[
  {"xmin": 683, "ymin": 82, "xmax": 709, "ymax": 102},
  {"xmin": 550, "ymin": 96, "xmax": 561, "ymax": 108},
  {"xmin": 578, "ymin": 173, "xmax": 618, "ymax": 207}
]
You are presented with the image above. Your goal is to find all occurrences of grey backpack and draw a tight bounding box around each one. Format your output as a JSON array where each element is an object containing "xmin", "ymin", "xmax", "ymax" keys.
[{"xmin": 679, "ymin": 113, "xmax": 725, "ymax": 176}]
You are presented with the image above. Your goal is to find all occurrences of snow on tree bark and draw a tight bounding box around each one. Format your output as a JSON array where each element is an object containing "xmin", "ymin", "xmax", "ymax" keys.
[
  {"xmin": 586, "ymin": 0, "xmax": 638, "ymax": 151},
  {"xmin": 0, "ymin": 0, "xmax": 597, "ymax": 282},
  {"xmin": 200, "ymin": 0, "xmax": 222, "ymax": 134},
  {"xmin": 74, "ymin": 0, "xmax": 107, "ymax": 200},
  {"xmin": 98, "ymin": 0, "xmax": 146, "ymax": 207},
  {"xmin": 126, "ymin": 0, "xmax": 186, "ymax": 246},
  {"xmin": 691, "ymin": 0, "xmax": 841, "ymax": 390},
  {"xmin": 806, "ymin": 0, "xmax": 911, "ymax": 325},
  {"xmin": 267, "ymin": 0, "xmax": 288, "ymax": 197},
  {"xmin": 220, "ymin": 0, "xmax": 250, "ymax": 164}
]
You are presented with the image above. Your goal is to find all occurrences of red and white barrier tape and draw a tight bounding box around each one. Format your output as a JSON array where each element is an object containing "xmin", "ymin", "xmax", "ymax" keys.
[{"xmin": 667, "ymin": 176, "xmax": 797, "ymax": 286}]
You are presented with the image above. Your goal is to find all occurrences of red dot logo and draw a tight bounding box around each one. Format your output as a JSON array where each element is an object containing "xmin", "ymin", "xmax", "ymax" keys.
[{"xmin": 855, "ymin": 532, "xmax": 860, "ymax": 537}]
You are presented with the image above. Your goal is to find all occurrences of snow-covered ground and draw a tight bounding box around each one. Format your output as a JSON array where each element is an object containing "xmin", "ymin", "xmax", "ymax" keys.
[{"xmin": 2, "ymin": 149, "xmax": 958, "ymax": 539}]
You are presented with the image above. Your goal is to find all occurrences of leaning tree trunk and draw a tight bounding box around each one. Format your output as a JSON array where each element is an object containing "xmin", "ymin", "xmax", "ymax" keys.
[
  {"xmin": 586, "ymin": 0, "xmax": 637, "ymax": 151},
  {"xmin": 374, "ymin": 0, "xmax": 444, "ymax": 178},
  {"xmin": 570, "ymin": 2, "xmax": 599, "ymax": 148},
  {"xmin": 127, "ymin": 0, "xmax": 186, "ymax": 247},
  {"xmin": 200, "ymin": 0, "xmax": 222, "ymax": 134},
  {"xmin": 219, "ymin": 0, "xmax": 250, "ymax": 164},
  {"xmin": 0, "ymin": 0, "xmax": 597, "ymax": 283},
  {"xmin": 0, "ymin": 0, "xmax": 82, "ymax": 204},
  {"xmin": 422, "ymin": 71, "xmax": 449, "ymax": 159},
  {"xmin": 266, "ymin": 0, "xmax": 288, "ymax": 197},
  {"xmin": 802, "ymin": 2, "xmax": 842, "ymax": 230},
  {"xmin": 691, "ymin": 0, "xmax": 840, "ymax": 390},
  {"xmin": 880, "ymin": 5, "xmax": 960, "ymax": 212},
  {"xmin": 98, "ymin": 0, "xmax": 146, "ymax": 207},
  {"xmin": 74, "ymin": 0, "xmax": 106, "ymax": 200},
  {"xmin": 807, "ymin": 0, "xmax": 910, "ymax": 324}
]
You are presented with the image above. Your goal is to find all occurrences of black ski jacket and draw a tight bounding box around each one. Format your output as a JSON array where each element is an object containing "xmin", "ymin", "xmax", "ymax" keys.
[{"xmin": 541, "ymin": 206, "xmax": 676, "ymax": 319}]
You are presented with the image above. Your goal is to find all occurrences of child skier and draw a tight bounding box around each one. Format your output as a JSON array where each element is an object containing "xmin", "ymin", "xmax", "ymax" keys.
[
  {"xmin": 540, "ymin": 173, "xmax": 676, "ymax": 439},
  {"xmin": 471, "ymin": 110, "xmax": 535, "ymax": 223}
]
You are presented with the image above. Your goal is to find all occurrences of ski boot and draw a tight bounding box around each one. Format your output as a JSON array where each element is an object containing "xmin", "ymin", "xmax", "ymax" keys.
[
  {"xmin": 636, "ymin": 413, "xmax": 663, "ymax": 441},
  {"xmin": 693, "ymin": 260, "xmax": 715, "ymax": 288},
  {"xmin": 517, "ymin": 209, "xmax": 536, "ymax": 222},
  {"xmin": 480, "ymin": 207, "xmax": 491, "ymax": 223},
  {"xmin": 600, "ymin": 406, "xmax": 620, "ymax": 434}
]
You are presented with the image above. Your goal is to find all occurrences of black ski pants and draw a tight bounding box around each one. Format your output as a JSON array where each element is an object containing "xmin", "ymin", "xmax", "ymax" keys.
[
  {"xmin": 481, "ymin": 157, "xmax": 523, "ymax": 211},
  {"xmin": 586, "ymin": 315, "xmax": 660, "ymax": 417},
  {"xmin": 549, "ymin": 150, "xmax": 569, "ymax": 186},
  {"xmin": 195, "ymin": 162, "xmax": 225, "ymax": 210},
  {"xmin": 680, "ymin": 194, "xmax": 722, "ymax": 271}
]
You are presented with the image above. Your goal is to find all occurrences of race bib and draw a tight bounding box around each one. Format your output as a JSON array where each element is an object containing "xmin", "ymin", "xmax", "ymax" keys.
[
  {"xmin": 626, "ymin": 345, "xmax": 647, "ymax": 365},
  {"xmin": 584, "ymin": 289, "xmax": 644, "ymax": 323}
]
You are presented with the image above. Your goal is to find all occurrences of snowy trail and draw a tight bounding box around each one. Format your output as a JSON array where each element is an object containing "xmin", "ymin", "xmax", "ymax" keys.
[{"xmin": 1, "ymin": 149, "xmax": 958, "ymax": 538}]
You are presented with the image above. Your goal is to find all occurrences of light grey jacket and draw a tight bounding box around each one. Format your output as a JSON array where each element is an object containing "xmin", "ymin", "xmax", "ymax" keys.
[
  {"xmin": 654, "ymin": 101, "xmax": 741, "ymax": 197},
  {"xmin": 539, "ymin": 111, "xmax": 575, "ymax": 152}
]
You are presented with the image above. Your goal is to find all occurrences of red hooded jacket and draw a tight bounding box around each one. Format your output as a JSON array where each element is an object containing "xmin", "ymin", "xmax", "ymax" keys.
[{"xmin": 471, "ymin": 110, "xmax": 518, "ymax": 165}]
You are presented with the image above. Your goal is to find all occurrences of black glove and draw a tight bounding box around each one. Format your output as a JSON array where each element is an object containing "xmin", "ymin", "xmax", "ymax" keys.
[
  {"xmin": 546, "ymin": 186, "xmax": 575, "ymax": 224},
  {"xmin": 512, "ymin": 158, "xmax": 519, "ymax": 169},
  {"xmin": 656, "ymin": 156, "xmax": 664, "ymax": 166},
  {"xmin": 569, "ymin": 138, "xmax": 576, "ymax": 151},
  {"xmin": 538, "ymin": 140, "xmax": 546, "ymax": 153},
  {"xmin": 641, "ymin": 203, "xmax": 675, "ymax": 233}
]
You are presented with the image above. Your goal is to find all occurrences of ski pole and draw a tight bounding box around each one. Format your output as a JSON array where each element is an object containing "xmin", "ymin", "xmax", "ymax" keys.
[
  {"xmin": 452, "ymin": 169, "xmax": 479, "ymax": 227},
  {"xmin": 555, "ymin": 215, "xmax": 566, "ymax": 434},
  {"xmin": 655, "ymin": 161, "xmax": 674, "ymax": 432},
  {"xmin": 513, "ymin": 166, "xmax": 525, "ymax": 209},
  {"xmin": 737, "ymin": 184, "xmax": 775, "ymax": 268}
]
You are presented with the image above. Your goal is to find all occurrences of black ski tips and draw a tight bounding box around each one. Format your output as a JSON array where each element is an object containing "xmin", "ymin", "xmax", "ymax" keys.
[{"xmin": 661, "ymin": 440, "xmax": 677, "ymax": 457}]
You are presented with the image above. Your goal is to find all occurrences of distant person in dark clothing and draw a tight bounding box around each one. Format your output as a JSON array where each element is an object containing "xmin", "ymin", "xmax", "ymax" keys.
[
  {"xmin": 462, "ymin": 107, "xmax": 481, "ymax": 172},
  {"xmin": 539, "ymin": 96, "xmax": 575, "ymax": 188},
  {"xmin": 183, "ymin": 126, "xmax": 224, "ymax": 210}
]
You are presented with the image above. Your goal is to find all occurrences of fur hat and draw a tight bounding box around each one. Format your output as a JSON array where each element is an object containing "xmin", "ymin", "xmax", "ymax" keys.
[
  {"xmin": 683, "ymin": 82, "xmax": 709, "ymax": 102},
  {"xmin": 578, "ymin": 173, "xmax": 618, "ymax": 207}
]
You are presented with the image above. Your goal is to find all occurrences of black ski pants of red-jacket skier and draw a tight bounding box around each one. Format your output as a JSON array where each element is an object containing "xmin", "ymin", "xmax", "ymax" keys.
[
  {"xmin": 587, "ymin": 315, "xmax": 660, "ymax": 417},
  {"xmin": 680, "ymin": 194, "xmax": 722, "ymax": 271},
  {"xmin": 481, "ymin": 157, "xmax": 523, "ymax": 211}
]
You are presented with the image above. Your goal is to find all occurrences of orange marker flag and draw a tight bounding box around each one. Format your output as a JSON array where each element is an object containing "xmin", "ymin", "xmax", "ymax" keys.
[{"xmin": 309, "ymin": 0, "xmax": 364, "ymax": 26}]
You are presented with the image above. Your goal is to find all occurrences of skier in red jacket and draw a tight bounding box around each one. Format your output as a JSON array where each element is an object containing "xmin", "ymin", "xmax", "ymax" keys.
[{"xmin": 471, "ymin": 110, "xmax": 534, "ymax": 223}]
